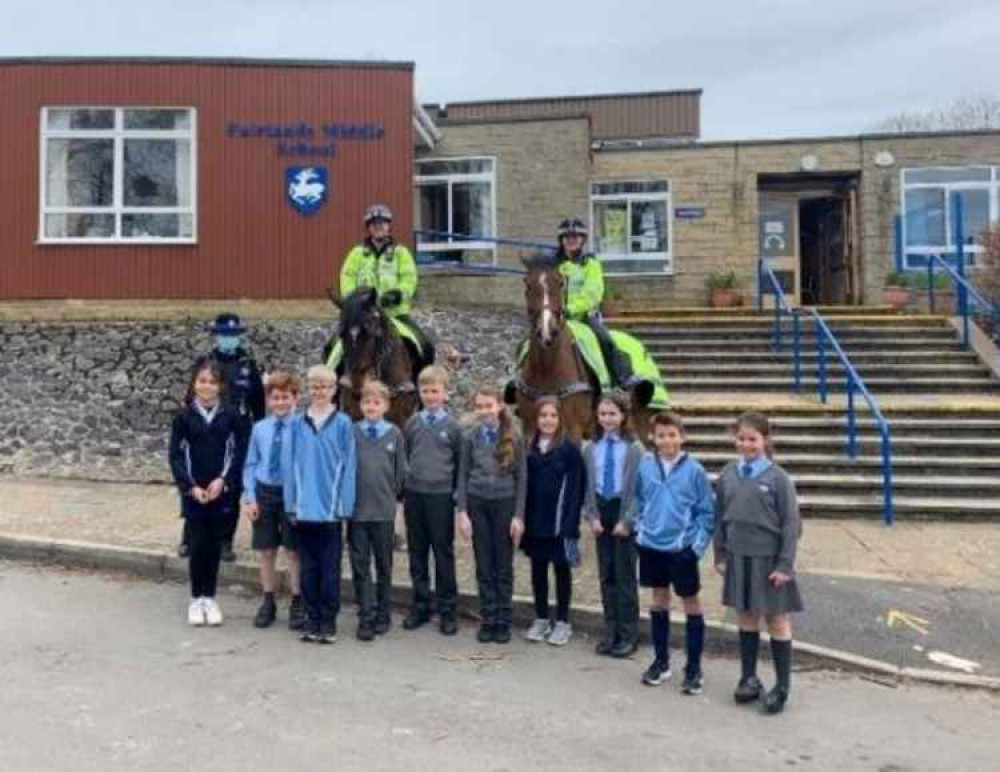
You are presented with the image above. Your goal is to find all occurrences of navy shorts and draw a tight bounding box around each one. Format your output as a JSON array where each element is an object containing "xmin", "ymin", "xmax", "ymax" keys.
[
  {"xmin": 638, "ymin": 544, "xmax": 701, "ymax": 597},
  {"xmin": 251, "ymin": 483, "xmax": 297, "ymax": 551}
]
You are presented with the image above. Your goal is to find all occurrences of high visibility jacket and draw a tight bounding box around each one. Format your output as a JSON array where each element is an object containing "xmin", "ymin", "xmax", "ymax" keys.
[
  {"xmin": 559, "ymin": 253, "xmax": 605, "ymax": 320},
  {"xmin": 339, "ymin": 239, "xmax": 418, "ymax": 317}
]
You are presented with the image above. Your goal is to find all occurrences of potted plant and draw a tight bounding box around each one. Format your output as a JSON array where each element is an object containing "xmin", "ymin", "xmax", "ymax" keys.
[
  {"xmin": 883, "ymin": 272, "xmax": 913, "ymax": 309},
  {"xmin": 706, "ymin": 270, "xmax": 743, "ymax": 308}
]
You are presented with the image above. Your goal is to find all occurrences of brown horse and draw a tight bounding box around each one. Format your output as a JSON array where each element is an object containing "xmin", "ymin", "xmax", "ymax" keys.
[
  {"xmin": 324, "ymin": 287, "xmax": 419, "ymax": 427},
  {"xmin": 511, "ymin": 255, "xmax": 654, "ymax": 444}
]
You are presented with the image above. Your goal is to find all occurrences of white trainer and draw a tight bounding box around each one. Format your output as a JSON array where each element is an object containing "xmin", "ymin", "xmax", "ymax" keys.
[
  {"xmin": 203, "ymin": 598, "xmax": 224, "ymax": 626},
  {"xmin": 525, "ymin": 618, "xmax": 552, "ymax": 643},
  {"xmin": 187, "ymin": 598, "xmax": 206, "ymax": 626},
  {"xmin": 547, "ymin": 621, "xmax": 573, "ymax": 646}
]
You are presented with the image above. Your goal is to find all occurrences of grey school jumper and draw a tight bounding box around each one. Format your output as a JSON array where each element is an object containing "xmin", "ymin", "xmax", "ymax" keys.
[
  {"xmin": 713, "ymin": 461, "xmax": 801, "ymax": 575},
  {"xmin": 353, "ymin": 424, "xmax": 407, "ymax": 521},
  {"xmin": 456, "ymin": 427, "xmax": 528, "ymax": 520},
  {"xmin": 403, "ymin": 412, "xmax": 462, "ymax": 495},
  {"xmin": 581, "ymin": 438, "xmax": 645, "ymax": 530}
]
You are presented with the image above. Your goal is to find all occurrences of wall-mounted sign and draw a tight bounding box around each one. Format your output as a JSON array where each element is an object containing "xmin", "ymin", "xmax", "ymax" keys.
[
  {"xmin": 759, "ymin": 209, "xmax": 793, "ymax": 257},
  {"xmin": 675, "ymin": 207, "xmax": 706, "ymax": 220},
  {"xmin": 227, "ymin": 121, "xmax": 385, "ymax": 158},
  {"xmin": 286, "ymin": 166, "xmax": 328, "ymax": 216}
]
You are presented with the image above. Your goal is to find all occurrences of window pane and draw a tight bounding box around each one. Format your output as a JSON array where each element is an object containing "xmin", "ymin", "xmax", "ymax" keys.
[
  {"xmin": 904, "ymin": 188, "xmax": 946, "ymax": 247},
  {"xmin": 630, "ymin": 200, "xmax": 668, "ymax": 253},
  {"xmin": 46, "ymin": 108, "xmax": 114, "ymax": 130},
  {"xmin": 594, "ymin": 201, "xmax": 628, "ymax": 255},
  {"xmin": 904, "ymin": 167, "xmax": 990, "ymax": 185},
  {"xmin": 592, "ymin": 180, "xmax": 669, "ymax": 196},
  {"xmin": 44, "ymin": 213, "xmax": 114, "ymax": 238},
  {"xmin": 124, "ymin": 109, "xmax": 191, "ymax": 130},
  {"xmin": 122, "ymin": 213, "xmax": 193, "ymax": 239},
  {"xmin": 452, "ymin": 181, "xmax": 492, "ymax": 236},
  {"xmin": 124, "ymin": 139, "xmax": 191, "ymax": 207},
  {"xmin": 602, "ymin": 257, "xmax": 670, "ymax": 274},
  {"xmin": 903, "ymin": 253, "xmax": 930, "ymax": 269},
  {"xmin": 417, "ymin": 182, "xmax": 449, "ymax": 235},
  {"xmin": 957, "ymin": 189, "xmax": 990, "ymax": 245},
  {"xmin": 416, "ymin": 159, "xmax": 492, "ymax": 177},
  {"xmin": 45, "ymin": 138, "xmax": 114, "ymax": 206}
]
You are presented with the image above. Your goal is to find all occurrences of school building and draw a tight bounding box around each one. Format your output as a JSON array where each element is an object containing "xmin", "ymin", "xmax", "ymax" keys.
[{"xmin": 2, "ymin": 56, "xmax": 999, "ymax": 306}]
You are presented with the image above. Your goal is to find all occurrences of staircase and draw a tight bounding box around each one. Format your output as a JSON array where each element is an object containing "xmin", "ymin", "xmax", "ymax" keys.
[{"xmin": 611, "ymin": 307, "xmax": 1000, "ymax": 521}]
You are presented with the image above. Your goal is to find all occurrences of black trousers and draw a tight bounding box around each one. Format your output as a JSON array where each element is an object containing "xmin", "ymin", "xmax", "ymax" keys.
[
  {"xmin": 181, "ymin": 492, "xmax": 240, "ymax": 548},
  {"xmin": 579, "ymin": 313, "xmax": 634, "ymax": 383},
  {"xmin": 348, "ymin": 521, "xmax": 395, "ymax": 625},
  {"xmin": 469, "ymin": 496, "xmax": 515, "ymax": 627},
  {"xmin": 187, "ymin": 517, "xmax": 227, "ymax": 598},
  {"xmin": 297, "ymin": 522, "xmax": 343, "ymax": 627},
  {"xmin": 404, "ymin": 491, "xmax": 457, "ymax": 617},
  {"xmin": 595, "ymin": 497, "xmax": 640, "ymax": 644},
  {"xmin": 531, "ymin": 555, "xmax": 572, "ymax": 623}
]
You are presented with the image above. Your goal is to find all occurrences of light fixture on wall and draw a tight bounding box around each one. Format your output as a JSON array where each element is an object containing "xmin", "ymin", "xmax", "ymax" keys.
[
  {"xmin": 874, "ymin": 151, "xmax": 896, "ymax": 168},
  {"xmin": 799, "ymin": 154, "xmax": 819, "ymax": 172}
]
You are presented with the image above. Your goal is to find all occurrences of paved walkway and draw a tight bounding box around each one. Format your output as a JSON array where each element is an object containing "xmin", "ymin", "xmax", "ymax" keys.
[{"xmin": 3, "ymin": 477, "xmax": 999, "ymax": 678}]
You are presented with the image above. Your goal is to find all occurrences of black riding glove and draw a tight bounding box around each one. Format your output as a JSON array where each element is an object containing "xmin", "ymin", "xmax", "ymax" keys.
[{"xmin": 380, "ymin": 289, "xmax": 404, "ymax": 308}]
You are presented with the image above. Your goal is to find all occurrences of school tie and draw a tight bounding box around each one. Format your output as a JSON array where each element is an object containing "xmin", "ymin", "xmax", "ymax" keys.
[
  {"xmin": 367, "ymin": 425, "xmax": 378, "ymax": 439},
  {"xmin": 741, "ymin": 463, "xmax": 754, "ymax": 479},
  {"xmin": 426, "ymin": 413, "xmax": 437, "ymax": 426},
  {"xmin": 268, "ymin": 420, "xmax": 285, "ymax": 482},
  {"xmin": 603, "ymin": 437, "xmax": 617, "ymax": 497},
  {"xmin": 485, "ymin": 427, "xmax": 497, "ymax": 445}
]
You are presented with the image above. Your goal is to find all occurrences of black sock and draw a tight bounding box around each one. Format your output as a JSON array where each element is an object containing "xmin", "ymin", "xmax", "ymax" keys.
[
  {"xmin": 263, "ymin": 591, "xmax": 275, "ymax": 604},
  {"xmin": 739, "ymin": 630, "xmax": 760, "ymax": 681},
  {"xmin": 771, "ymin": 638, "xmax": 792, "ymax": 692},
  {"xmin": 685, "ymin": 615, "xmax": 705, "ymax": 675},
  {"xmin": 651, "ymin": 609, "xmax": 670, "ymax": 665}
]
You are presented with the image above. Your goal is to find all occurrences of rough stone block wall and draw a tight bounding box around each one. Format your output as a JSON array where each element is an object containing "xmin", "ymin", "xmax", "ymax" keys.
[{"xmin": 0, "ymin": 309, "xmax": 528, "ymax": 482}]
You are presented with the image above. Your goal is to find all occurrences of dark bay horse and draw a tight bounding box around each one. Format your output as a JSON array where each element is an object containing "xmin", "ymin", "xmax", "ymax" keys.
[
  {"xmin": 323, "ymin": 287, "xmax": 419, "ymax": 426},
  {"xmin": 511, "ymin": 254, "xmax": 654, "ymax": 444}
]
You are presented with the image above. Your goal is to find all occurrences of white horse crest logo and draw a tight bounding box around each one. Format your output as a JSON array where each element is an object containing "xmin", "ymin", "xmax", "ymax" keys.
[{"xmin": 286, "ymin": 166, "xmax": 329, "ymax": 215}]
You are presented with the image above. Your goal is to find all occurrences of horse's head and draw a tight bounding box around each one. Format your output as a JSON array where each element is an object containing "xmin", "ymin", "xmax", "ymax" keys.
[
  {"xmin": 340, "ymin": 287, "xmax": 388, "ymax": 367},
  {"xmin": 523, "ymin": 252, "xmax": 565, "ymax": 347}
]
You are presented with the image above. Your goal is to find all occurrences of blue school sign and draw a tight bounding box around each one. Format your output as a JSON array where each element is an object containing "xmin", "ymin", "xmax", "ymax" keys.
[{"xmin": 286, "ymin": 166, "xmax": 329, "ymax": 216}]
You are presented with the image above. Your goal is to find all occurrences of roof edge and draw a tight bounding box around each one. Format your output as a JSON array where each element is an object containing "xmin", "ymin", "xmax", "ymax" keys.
[
  {"xmin": 425, "ymin": 87, "xmax": 702, "ymax": 110},
  {"xmin": 0, "ymin": 56, "xmax": 414, "ymax": 71}
]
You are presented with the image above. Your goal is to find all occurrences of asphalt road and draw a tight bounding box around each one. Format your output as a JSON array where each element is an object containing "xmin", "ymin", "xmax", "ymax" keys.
[
  {"xmin": 797, "ymin": 573, "xmax": 1000, "ymax": 677},
  {"xmin": 1, "ymin": 561, "xmax": 997, "ymax": 772}
]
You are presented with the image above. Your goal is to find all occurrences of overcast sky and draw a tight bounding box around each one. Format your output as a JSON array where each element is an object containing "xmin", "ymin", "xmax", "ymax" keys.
[{"xmin": 2, "ymin": 0, "xmax": 997, "ymax": 140}]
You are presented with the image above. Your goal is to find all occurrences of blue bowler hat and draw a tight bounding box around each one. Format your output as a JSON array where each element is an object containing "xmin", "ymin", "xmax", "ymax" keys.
[{"xmin": 210, "ymin": 312, "xmax": 247, "ymax": 335}]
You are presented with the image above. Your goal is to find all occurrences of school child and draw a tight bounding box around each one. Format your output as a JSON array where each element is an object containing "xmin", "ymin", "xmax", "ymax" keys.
[
  {"xmin": 714, "ymin": 411, "xmax": 803, "ymax": 714},
  {"xmin": 283, "ymin": 365, "xmax": 357, "ymax": 644},
  {"xmin": 350, "ymin": 380, "xmax": 407, "ymax": 641},
  {"xmin": 633, "ymin": 412, "xmax": 715, "ymax": 695},
  {"xmin": 168, "ymin": 362, "xmax": 248, "ymax": 627},
  {"xmin": 582, "ymin": 392, "xmax": 644, "ymax": 658},
  {"xmin": 522, "ymin": 396, "xmax": 585, "ymax": 647},
  {"xmin": 180, "ymin": 312, "xmax": 266, "ymax": 562},
  {"xmin": 401, "ymin": 365, "xmax": 463, "ymax": 635},
  {"xmin": 456, "ymin": 385, "xmax": 527, "ymax": 645},
  {"xmin": 241, "ymin": 369, "xmax": 305, "ymax": 631}
]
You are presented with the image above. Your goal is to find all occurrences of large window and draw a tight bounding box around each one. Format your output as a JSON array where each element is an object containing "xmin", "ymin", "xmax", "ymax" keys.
[
  {"xmin": 415, "ymin": 157, "xmax": 496, "ymax": 263},
  {"xmin": 901, "ymin": 166, "xmax": 999, "ymax": 270},
  {"xmin": 40, "ymin": 107, "xmax": 196, "ymax": 243},
  {"xmin": 590, "ymin": 180, "xmax": 672, "ymax": 275}
]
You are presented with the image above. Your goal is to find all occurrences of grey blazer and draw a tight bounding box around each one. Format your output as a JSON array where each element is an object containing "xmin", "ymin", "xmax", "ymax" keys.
[{"xmin": 582, "ymin": 437, "xmax": 645, "ymax": 530}]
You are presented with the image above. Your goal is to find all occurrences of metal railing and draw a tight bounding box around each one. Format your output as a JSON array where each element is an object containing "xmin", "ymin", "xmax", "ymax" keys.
[{"xmin": 758, "ymin": 258, "xmax": 895, "ymax": 525}]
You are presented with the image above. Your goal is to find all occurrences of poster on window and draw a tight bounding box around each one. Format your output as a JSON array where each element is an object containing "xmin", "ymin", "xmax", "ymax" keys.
[{"xmin": 602, "ymin": 208, "xmax": 627, "ymax": 252}]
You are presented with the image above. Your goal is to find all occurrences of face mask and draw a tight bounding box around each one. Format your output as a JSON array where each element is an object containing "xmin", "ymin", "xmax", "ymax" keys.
[{"xmin": 215, "ymin": 335, "xmax": 240, "ymax": 354}]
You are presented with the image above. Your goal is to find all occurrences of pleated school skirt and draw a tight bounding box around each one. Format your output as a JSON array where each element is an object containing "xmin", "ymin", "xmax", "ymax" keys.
[{"xmin": 722, "ymin": 553, "xmax": 805, "ymax": 615}]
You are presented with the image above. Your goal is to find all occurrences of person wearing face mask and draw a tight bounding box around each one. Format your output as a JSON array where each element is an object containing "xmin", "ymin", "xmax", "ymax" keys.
[{"xmin": 178, "ymin": 312, "xmax": 266, "ymax": 562}]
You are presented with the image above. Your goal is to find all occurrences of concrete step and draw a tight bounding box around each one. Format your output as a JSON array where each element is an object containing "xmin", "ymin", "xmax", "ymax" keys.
[
  {"xmin": 695, "ymin": 451, "xmax": 1000, "ymax": 476},
  {"xmin": 607, "ymin": 305, "xmax": 902, "ymax": 319},
  {"xmin": 659, "ymin": 363, "xmax": 992, "ymax": 378},
  {"xmin": 642, "ymin": 336, "xmax": 958, "ymax": 350},
  {"xmin": 797, "ymin": 494, "xmax": 1000, "ymax": 520},
  {"xmin": 686, "ymin": 433, "xmax": 1000, "ymax": 455},
  {"xmin": 679, "ymin": 415, "xmax": 1000, "ymax": 438},
  {"xmin": 614, "ymin": 315, "xmax": 949, "ymax": 329},
  {"xmin": 661, "ymin": 376, "xmax": 999, "ymax": 393},
  {"xmin": 651, "ymin": 350, "xmax": 978, "ymax": 365},
  {"xmin": 776, "ymin": 474, "xmax": 1000, "ymax": 499}
]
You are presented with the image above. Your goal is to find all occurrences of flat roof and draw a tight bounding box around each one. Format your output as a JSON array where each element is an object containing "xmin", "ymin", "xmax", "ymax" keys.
[
  {"xmin": 428, "ymin": 87, "xmax": 702, "ymax": 109},
  {"xmin": 0, "ymin": 56, "xmax": 414, "ymax": 71}
]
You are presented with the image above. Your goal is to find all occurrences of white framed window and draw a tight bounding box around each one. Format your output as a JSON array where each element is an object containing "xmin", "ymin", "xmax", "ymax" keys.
[
  {"xmin": 900, "ymin": 166, "xmax": 999, "ymax": 270},
  {"xmin": 590, "ymin": 180, "xmax": 672, "ymax": 275},
  {"xmin": 414, "ymin": 157, "xmax": 496, "ymax": 263},
  {"xmin": 39, "ymin": 107, "xmax": 197, "ymax": 243}
]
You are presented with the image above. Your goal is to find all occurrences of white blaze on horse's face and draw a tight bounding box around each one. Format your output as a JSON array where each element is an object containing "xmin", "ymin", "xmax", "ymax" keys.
[{"xmin": 540, "ymin": 272, "xmax": 554, "ymax": 346}]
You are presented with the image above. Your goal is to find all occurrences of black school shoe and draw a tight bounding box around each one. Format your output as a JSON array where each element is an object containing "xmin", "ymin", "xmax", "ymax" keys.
[
  {"xmin": 374, "ymin": 614, "xmax": 391, "ymax": 636},
  {"xmin": 288, "ymin": 596, "xmax": 307, "ymax": 631},
  {"xmin": 253, "ymin": 597, "xmax": 277, "ymax": 628},
  {"xmin": 477, "ymin": 623, "xmax": 494, "ymax": 644},
  {"xmin": 402, "ymin": 609, "xmax": 431, "ymax": 630},
  {"xmin": 681, "ymin": 668, "xmax": 704, "ymax": 695},
  {"xmin": 762, "ymin": 686, "xmax": 789, "ymax": 714},
  {"xmin": 492, "ymin": 625, "xmax": 512, "ymax": 644},
  {"xmin": 734, "ymin": 676, "xmax": 764, "ymax": 704},
  {"xmin": 299, "ymin": 621, "xmax": 321, "ymax": 643},
  {"xmin": 594, "ymin": 633, "xmax": 616, "ymax": 656},
  {"xmin": 439, "ymin": 616, "xmax": 459, "ymax": 636},
  {"xmin": 610, "ymin": 639, "xmax": 639, "ymax": 659},
  {"xmin": 356, "ymin": 622, "xmax": 375, "ymax": 642}
]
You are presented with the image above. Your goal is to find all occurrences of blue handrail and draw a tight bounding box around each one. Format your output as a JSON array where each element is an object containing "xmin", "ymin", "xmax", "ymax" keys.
[{"xmin": 758, "ymin": 258, "xmax": 895, "ymax": 525}]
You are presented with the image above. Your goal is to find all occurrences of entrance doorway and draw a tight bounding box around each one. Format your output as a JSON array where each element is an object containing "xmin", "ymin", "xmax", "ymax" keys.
[{"xmin": 758, "ymin": 173, "xmax": 861, "ymax": 306}]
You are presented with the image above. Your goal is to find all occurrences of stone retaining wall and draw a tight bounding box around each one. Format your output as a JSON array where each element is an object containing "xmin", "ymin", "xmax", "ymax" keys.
[{"xmin": 0, "ymin": 308, "xmax": 527, "ymax": 482}]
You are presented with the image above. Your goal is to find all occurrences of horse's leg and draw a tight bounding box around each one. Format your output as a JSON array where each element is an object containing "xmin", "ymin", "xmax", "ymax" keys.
[
  {"xmin": 631, "ymin": 405, "xmax": 654, "ymax": 448},
  {"xmin": 563, "ymin": 394, "xmax": 594, "ymax": 444}
]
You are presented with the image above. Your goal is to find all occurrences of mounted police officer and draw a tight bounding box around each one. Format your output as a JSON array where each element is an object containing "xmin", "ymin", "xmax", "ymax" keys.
[
  {"xmin": 178, "ymin": 312, "xmax": 265, "ymax": 562},
  {"xmin": 555, "ymin": 217, "xmax": 639, "ymax": 388}
]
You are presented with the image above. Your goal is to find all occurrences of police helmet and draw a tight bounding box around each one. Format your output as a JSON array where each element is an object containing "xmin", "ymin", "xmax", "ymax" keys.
[
  {"xmin": 557, "ymin": 217, "xmax": 588, "ymax": 239},
  {"xmin": 210, "ymin": 312, "xmax": 246, "ymax": 335},
  {"xmin": 364, "ymin": 204, "xmax": 394, "ymax": 226}
]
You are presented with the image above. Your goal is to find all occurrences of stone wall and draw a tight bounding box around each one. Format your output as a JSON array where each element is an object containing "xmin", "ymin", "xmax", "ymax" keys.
[{"xmin": 0, "ymin": 308, "xmax": 528, "ymax": 482}]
